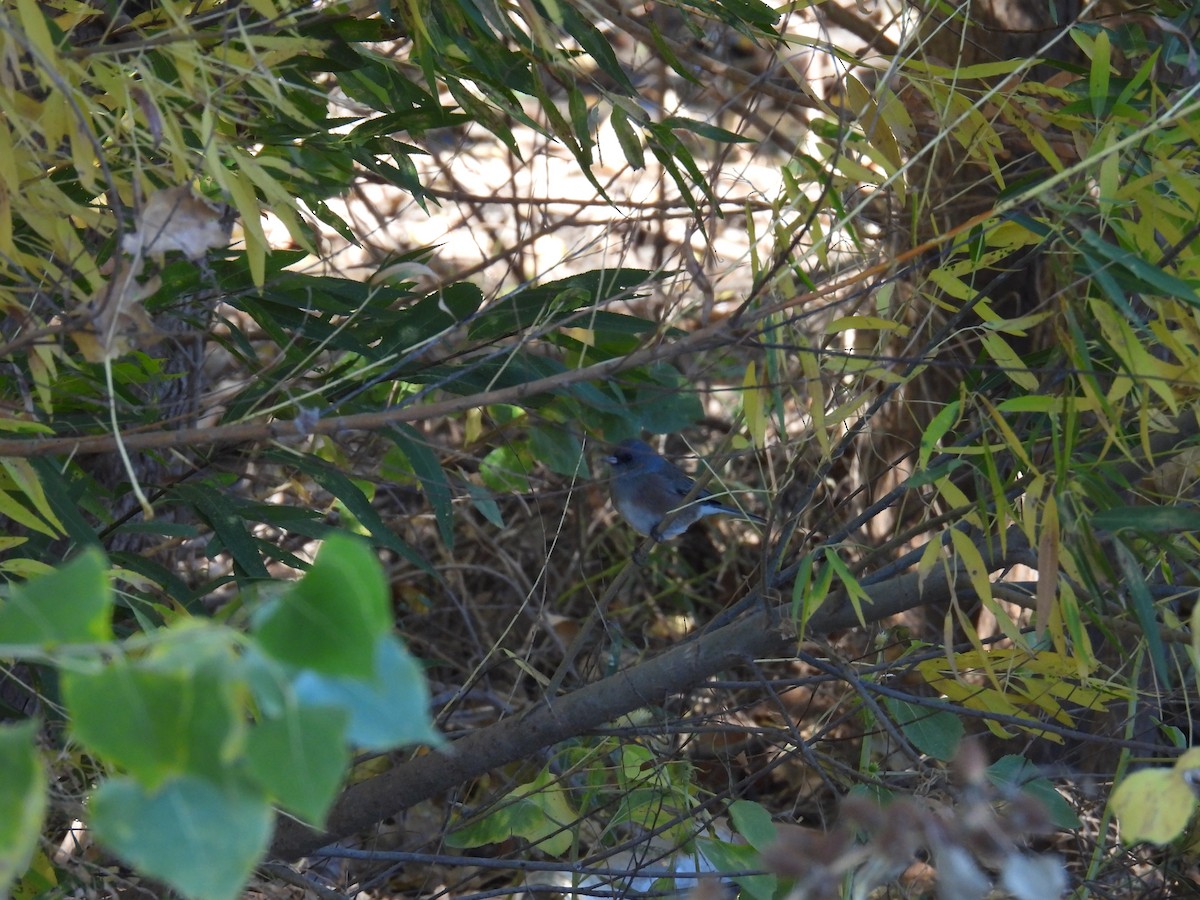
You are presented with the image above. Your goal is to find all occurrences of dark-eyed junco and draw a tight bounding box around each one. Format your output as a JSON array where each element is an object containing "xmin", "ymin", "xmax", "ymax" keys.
[{"xmin": 605, "ymin": 439, "xmax": 767, "ymax": 541}]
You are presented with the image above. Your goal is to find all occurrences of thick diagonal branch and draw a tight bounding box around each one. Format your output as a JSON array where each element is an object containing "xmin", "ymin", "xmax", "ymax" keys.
[{"xmin": 268, "ymin": 542, "xmax": 1003, "ymax": 860}]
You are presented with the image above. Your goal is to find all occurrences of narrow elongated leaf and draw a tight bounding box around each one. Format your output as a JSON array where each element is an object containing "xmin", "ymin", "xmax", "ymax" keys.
[
  {"xmin": 171, "ymin": 484, "xmax": 270, "ymax": 580},
  {"xmin": 1093, "ymin": 505, "xmax": 1200, "ymax": 533},
  {"xmin": 272, "ymin": 451, "xmax": 434, "ymax": 574},
  {"xmin": 1115, "ymin": 540, "xmax": 1171, "ymax": 689},
  {"xmin": 385, "ymin": 425, "xmax": 456, "ymax": 547}
]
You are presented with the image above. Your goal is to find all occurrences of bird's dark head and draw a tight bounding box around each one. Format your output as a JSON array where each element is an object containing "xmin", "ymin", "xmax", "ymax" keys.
[{"xmin": 606, "ymin": 439, "xmax": 655, "ymax": 469}]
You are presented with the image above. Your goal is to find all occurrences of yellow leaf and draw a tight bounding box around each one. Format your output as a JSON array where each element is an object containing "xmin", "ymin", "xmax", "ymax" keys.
[
  {"xmin": 224, "ymin": 172, "xmax": 266, "ymax": 286},
  {"xmin": 15, "ymin": 0, "xmax": 58, "ymax": 66},
  {"xmin": 905, "ymin": 57, "xmax": 1028, "ymax": 80},
  {"xmin": 980, "ymin": 332, "xmax": 1039, "ymax": 391},
  {"xmin": 0, "ymin": 488, "xmax": 59, "ymax": 537},
  {"xmin": 844, "ymin": 73, "xmax": 903, "ymax": 171},
  {"xmin": 0, "ymin": 418, "xmax": 53, "ymax": 434},
  {"xmin": 800, "ymin": 344, "xmax": 829, "ymax": 456},
  {"xmin": 1, "ymin": 458, "xmax": 64, "ymax": 534},
  {"xmin": 935, "ymin": 476, "xmax": 980, "ymax": 527},
  {"xmin": 742, "ymin": 362, "xmax": 766, "ymax": 449},
  {"xmin": 1036, "ymin": 494, "xmax": 1059, "ymax": 637},
  {"xmin": 28, "ymin": 345, "xmax": 56, "ymax": 413},
  {"xmin": 928, "ymin": 267, "xmax": 976, "ymax": 302},
  {"xmin": 917, "ymin": 538, "xmax": 941, "ymax": 593},
  {"xmin": 465, "ymin": 408, "xmax": 483, "ymax": 445},
  {"xmin": 1112, "ymin": 767, "xmax": 1197, "ymax": 845},
  {"xmin": 0, "ymin": 557, "xmax": 54, "ymax": 578},
  {"xmin": 949, "ymin": 529, "xmax": 994, "ymax": 614},
  {"xmin": 979, "ymin": 394, "xmax": 1035, "ymax": 470},
  {"xmin": 825, "ymin": 315, "xmax": 910, "ymax": 336}
]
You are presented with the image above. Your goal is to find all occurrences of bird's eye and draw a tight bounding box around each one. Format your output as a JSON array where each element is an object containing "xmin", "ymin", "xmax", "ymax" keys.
[{"xmin": 614, "ymin": 451, "xmax": 632, "ymax": 464}]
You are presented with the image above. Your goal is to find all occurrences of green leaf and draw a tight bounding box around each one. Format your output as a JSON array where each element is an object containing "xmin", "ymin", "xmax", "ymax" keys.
[
  {"xmin": 884, "ymin": 698, "xmax": 963, "ymax": 761},
  {"xmin": 662, "ymin": 115, "xmax": 755, "ymax": 144},
  {"xmin": 1092, "ymin": 504, "xmax": 1200, "ymax": 533},
  {"xmin": 274, "ymin": 451, "xmax": 434, "ymax": 575},
  {"xmin": 172, "ymin": 484, "xmax": 270, "ymax": 580},
  {"xmin": 987, "ymin": 756, "xmax": 1079, "ymax": 830},
  {"xmin": 0, "ymin": 721, "xmax": 46, "ymax": 898},
  {"xmin": 447, "ymin": 768, "xmax": 579, "ymax": 856},
  {"xmin": 1079, "ymin": 229, "xmax": 1200, "ymax": 307},
  {"xmin": 0, "ymin": 548, "xmax": 113, "ymax": 646},
  {"xmin": 254, "ymin": 534, "xmax": 390, "ymax": 679},
  {"xmin": 628, "ymin": 365, "xmax": 704, "ymax": 434},
  {"xmin": 29, "ymin": 458, "xmax": 101, "ymax": 549},
  {"xmin": 919, "ymin": 400, "xmax": 961, "ymax": 469},
  {"xmin": 555, "ymin": 3, "xmax": 637, "ymax": 94},
  {"xmin": 529, "ymin": 426, "xmax": 586, "ymax": 478},
  {"xmin": 1115, "ymin": 540, "xmax": 1171, "ymax": 690},
  {"xmin": 696, "ymin": 837, "xmax": 776, "ymax": 900},
  {"xmin": 244, "ymin": 705, "xmax": 349, "ymax": 826},
  {"xmin": 609, "ymin": 106, "xmax": 645, "ymax": 169},
  {"xmin": 646, "ymin": 18, "xmax": 702, "ymax": 84},
  {"xmin": 728, "ymin": 799, "xmax": 777, "ymax": 852},
  {"xmin": 1088, "ymin": 29, "xmax": 1111, "ymax": 118},
  {"xmin": 382, "ymin": 282, "xmax": 484, "ymax": 355},
  {"xmin": 480, "ymin": 443, "xmax": 534, "ymax": 493},
  {"xmin": 465, "ymin": 482, "xmax": 505, "ymax": 527},
  {"xmin": 64, "ymin": 650, "xmax": 242, "ymax": 786},
  {"xmin": 91, "ymin": 774, "xmax": 272, "ymax": 900},
  {"xmin": 469, "ymin": 269, "xmax": 656, "ymax": 341},
  {"xmin": 292, "ymin": 635, "xmax": 441, "ymax": 751},
  {"xmin": 384, "ymin": 426, "xmax": 456, "ymax": 548},
  {"xmin": 715, "ymin": 0, "xmax": 780, "ymax": 28}
]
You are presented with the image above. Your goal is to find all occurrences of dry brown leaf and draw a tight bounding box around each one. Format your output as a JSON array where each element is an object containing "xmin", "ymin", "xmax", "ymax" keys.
[
  {"xmin": 121, "ymin": 185, "xmax": 231, "ymax": 260},
  {"xmin": 71, "ymin": 256, "xmax": 163, "ymax": 362}
]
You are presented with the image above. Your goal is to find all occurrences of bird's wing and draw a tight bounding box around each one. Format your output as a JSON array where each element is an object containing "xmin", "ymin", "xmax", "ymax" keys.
[{"xmin": 666, "ymin": 470, "xmax": 698, "ymax": 498}]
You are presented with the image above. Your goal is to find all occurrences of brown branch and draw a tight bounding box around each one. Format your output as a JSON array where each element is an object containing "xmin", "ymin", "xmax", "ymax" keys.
[
  {"xmin": 0, "ymin": 212, "xmax": 985, "ymax": 460},
  {"xmin": 267, "ymin": 543, "xmax": 999, "ymax": 861}
]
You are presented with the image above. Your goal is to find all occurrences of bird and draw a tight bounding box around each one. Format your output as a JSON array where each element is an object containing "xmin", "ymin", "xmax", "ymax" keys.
[{"xmin": 605, "ymin": 439, "xmax": 767, "ymax": 541}]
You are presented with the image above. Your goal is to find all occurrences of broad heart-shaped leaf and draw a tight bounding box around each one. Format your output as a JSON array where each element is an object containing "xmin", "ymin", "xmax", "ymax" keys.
[
  {"xmin": 987, "ymin": 756, "xmax": 1078, "ymax": 830},
  {"xmin": 292, "ymin": 635, "xmax": 440, "ymax": 751},
  {"xmin": 91, "ymin": 774, "xmax": 272, "ymax": 900},
  {"xmin": 447, "ymin": 767, "xmax": 579, "ymax": 856},
  {"xmin": 695, "ymin": 836, "xmax": 777, "ymax": 900},
  {"xmin": 0, "ymin": 721, "xmax": 46, "ymax": 897},
  {"xmin": 529, "ymin": 426, "xmax": 587, "ymax": 478},
  {"xmin": 244, "ymin": 704, "xmax": 349, "ymax": 826},
  {"xmin": 253, "ymin": 533, "xmax": 390, "ymax": 679},
  {"xmin": 1110, "ymin": 765, "xmax": 1197, "ymax": 845},
  {"xmin": 63, "ymin": 648, "xmax": 243, "ymax": 786},
  {"xmin": 884, "ymin": 697, "xmax": 964, "ymax": 762},
  {"xmin": 728, "ymin": 799, "xmax": 777, "ymax": 853},
  {"xmin": 0, "ymin": 547, "xmax": 112, "ymax": 645}
]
